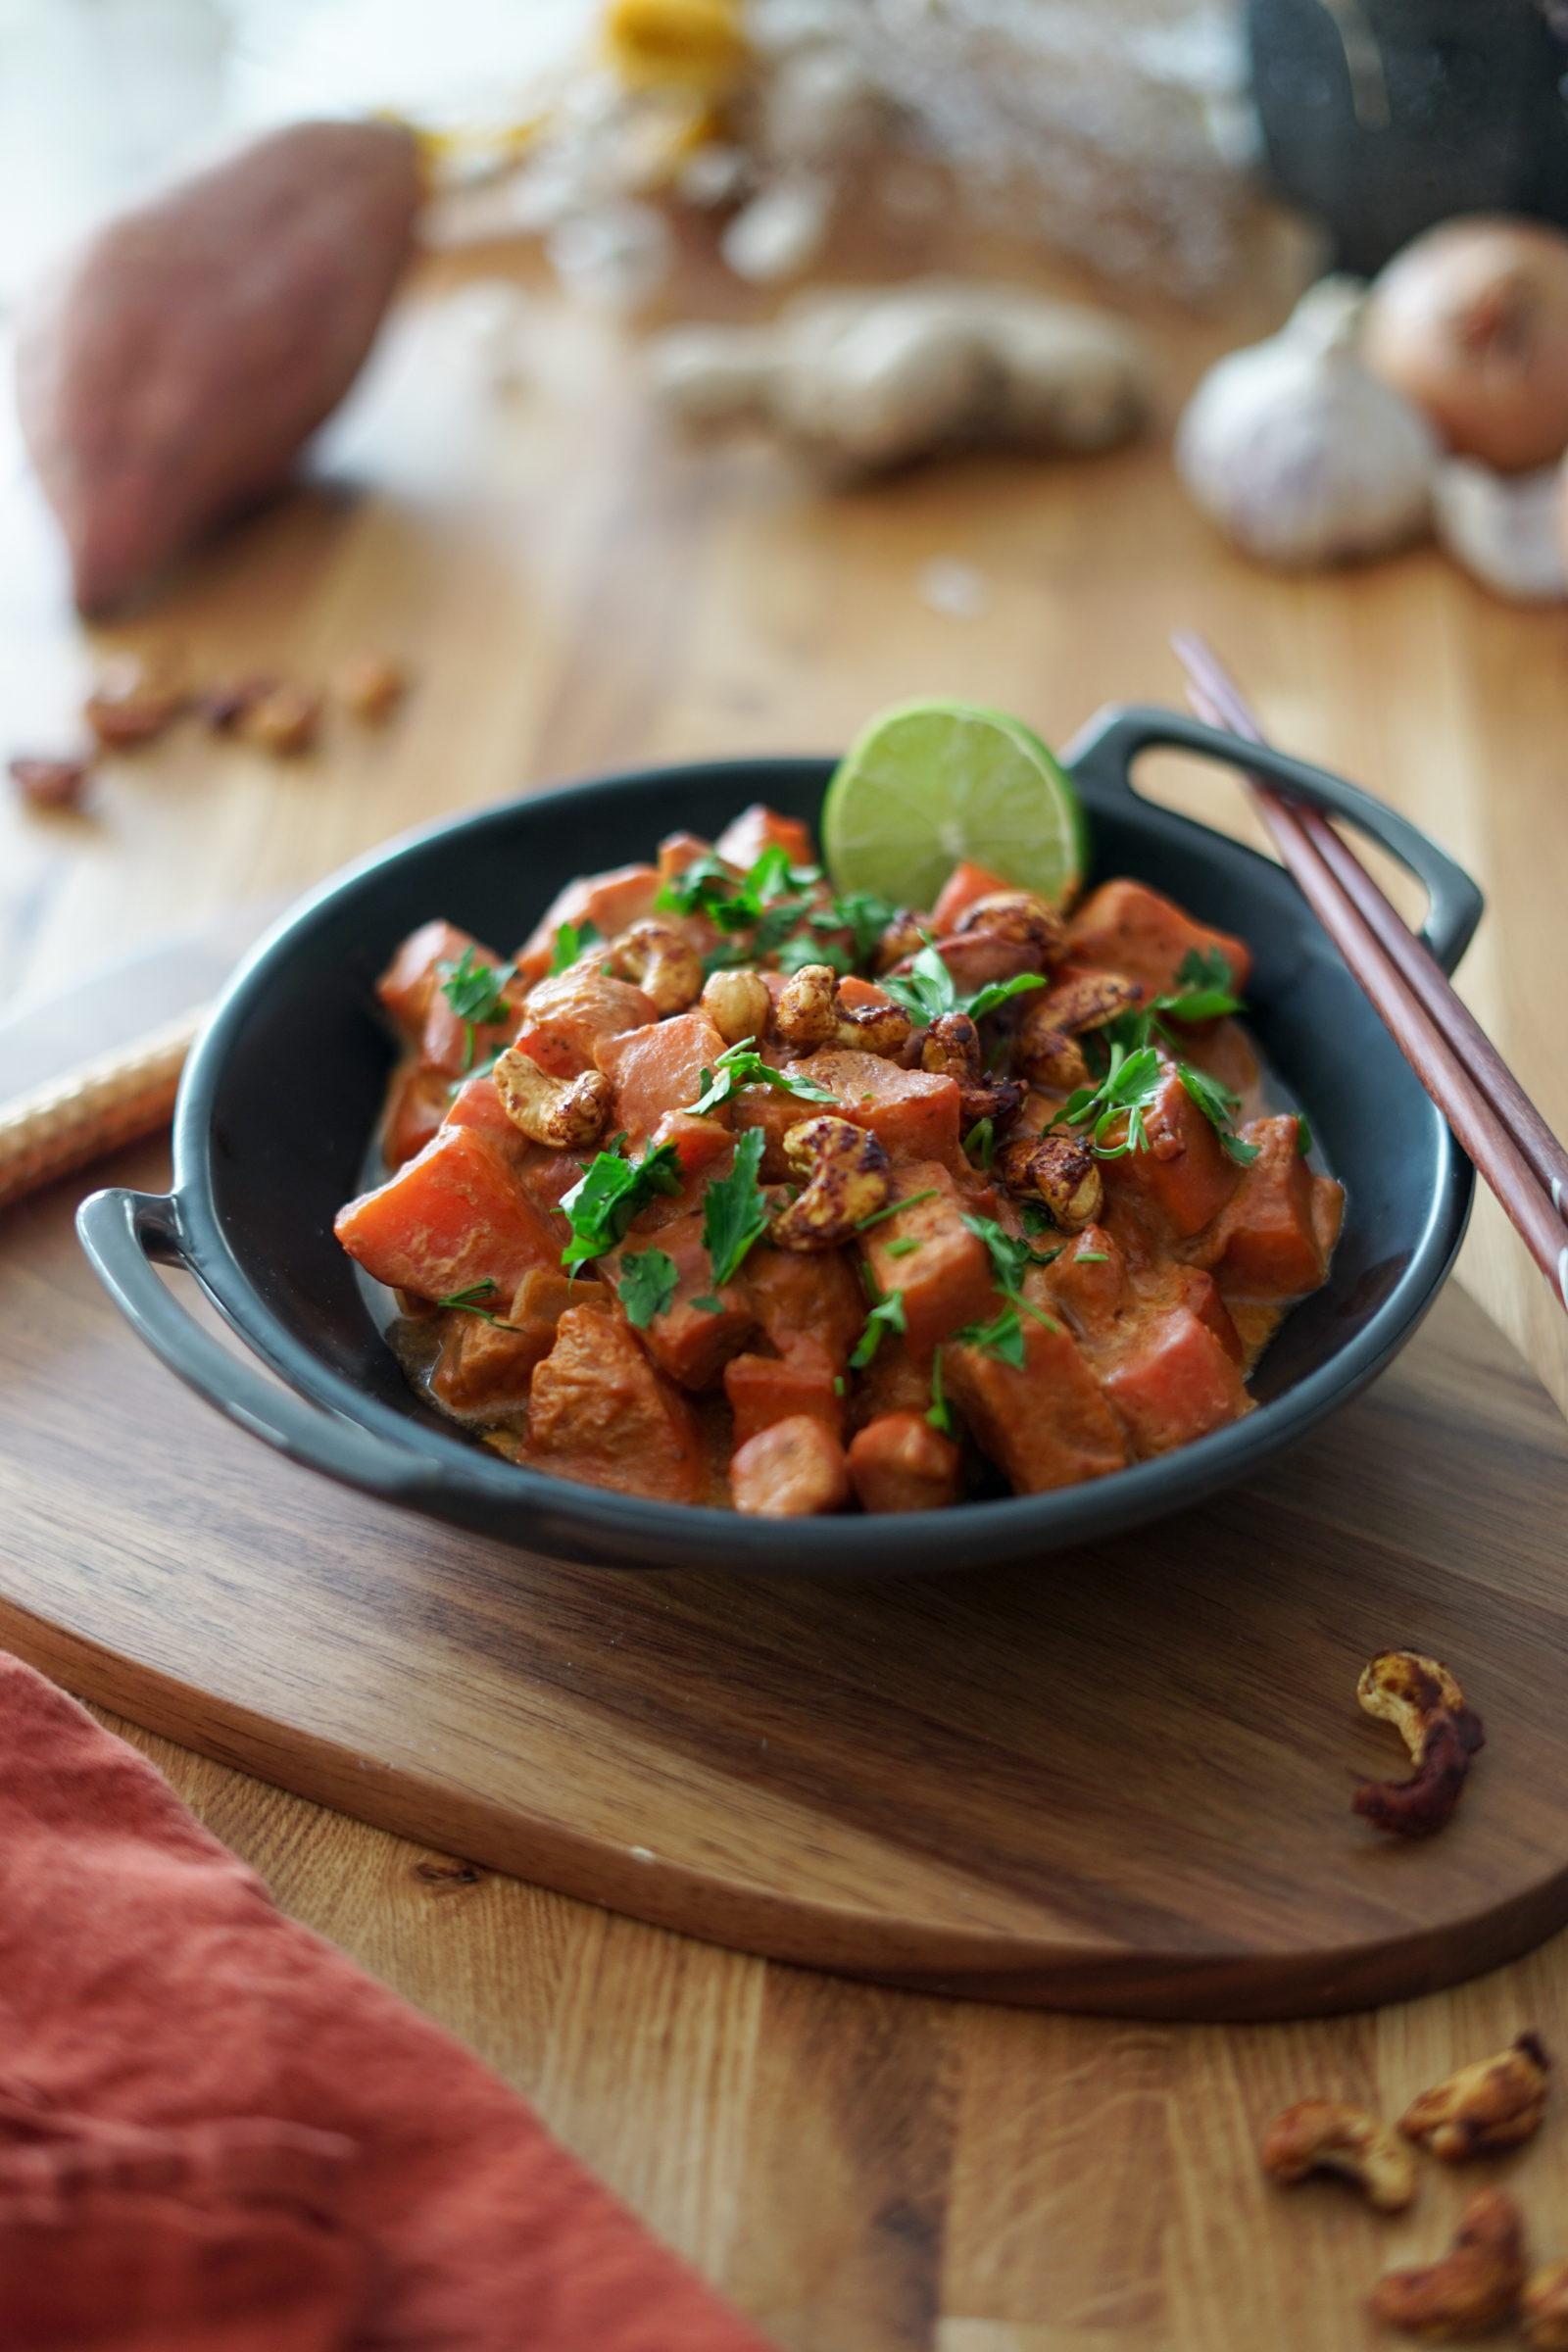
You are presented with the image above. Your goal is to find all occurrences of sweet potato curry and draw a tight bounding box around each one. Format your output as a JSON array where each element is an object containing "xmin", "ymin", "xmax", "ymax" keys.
[{"xmin": 336, "ymin": 806, "xmax": 1343, "ymax": 1518}]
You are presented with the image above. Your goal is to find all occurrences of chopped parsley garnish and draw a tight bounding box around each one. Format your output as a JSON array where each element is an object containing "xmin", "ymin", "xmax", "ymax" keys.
[
  {"xmin": 850, "ymin": 1285, "xmax": 907, "ymax": 1368},
  {"xmin": 548, "ymin": 916, "xmax": 601, "ymax": 976},
  {"xmin": 700, "ymin": 1127, "xmax": 770, "ymax": 1287},
  {"xmin": 1173, "ymin": 1062, "xmax": 1260, "ymax": 1165},
  {"xmin": 856, "ymin": 1185, "xmax": 939, "ymax": 1233},
  {"xmin": 961, "ymin": 1213, "xmax": 1032, "ymax": 1294},
  {"xmin": 560, "ymin": 1138, "xmax": 683, "ymax": 1270},
  {"xmin": 1075, "ymin": 1250, "xmax": 1109, "ymax": 1264},
  {"xmin": 437, "ymin": 1278, "xmax": 504, "ymax": 1323},
  {"xmin": 617, "ymin": 1248, "xmax": 679, "ymax": 1329},
  {"xmin": 879, "ymin": 939, "xmax": 1049, "ymax": 1027},
  {"xmin": 1061, "ymin": 1042, "xmax": 1165, "ymax": 1158},
  {"xmin": 438, "ymin": 948, "xmax": 517, "ymax": 1070},
  {"xmin": 1296, "ymin": 1110, "xmax": 1313, "ymax": 1156},
  {"xmin": 814, "ymin": 888, "xmax": 902, "ymax": 964},
  {"xmin": 884, "ymin": 1236, "xmax": 922, "ymax": 1258},
  {"xmin": 1156, "ymin": 945, "xmax": 1243, "ymax": 1023},
  {"xmin": 953, "ymin": 1299, "xmax": 1028, "ymax": 1367},
  {"xmin": 687, "ymin": 1040, "xmax": 836, "ymax": 1116},
  {"xmin": 962, "ymin": 1116, "xmax": 995, "ymax": 1168},
  {"xmin": 926, "ymin": 1350, "xmax": 953, "ymax": 1437},
  {"xmin": 774, "ymin": 931, "xmax": 852, "ymax": 978},
  {"xmin": 657, "ymin": 843, "xmax": 820, "ymax": 936}
]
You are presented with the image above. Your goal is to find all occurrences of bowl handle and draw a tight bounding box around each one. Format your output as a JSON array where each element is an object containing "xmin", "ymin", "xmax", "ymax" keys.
[
  {"xmin": 76, "ymin": 1186, "xmax": 439, "ymax": 1503},
  {"xmin": 1063, "ymin": 703, "xmax": 1483, "ymax": 977}
]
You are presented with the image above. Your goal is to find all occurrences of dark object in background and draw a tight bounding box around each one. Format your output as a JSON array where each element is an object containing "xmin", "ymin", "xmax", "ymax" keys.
[
  {"xmin": 16, "ymin": 121, "xmax": 420, "ymax": 615},
  {"xmin": 1250, "ymin": 0, "xmax": 1568, "ymax": 275}
]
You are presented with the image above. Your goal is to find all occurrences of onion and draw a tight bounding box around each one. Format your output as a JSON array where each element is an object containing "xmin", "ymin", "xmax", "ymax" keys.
[{"xmin": 1362, "ymin": 217, "xmax": 1568, "ymax": 473}]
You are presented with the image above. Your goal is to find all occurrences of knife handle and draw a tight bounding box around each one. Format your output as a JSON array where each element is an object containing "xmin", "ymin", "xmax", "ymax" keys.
[{"xmin": 0, "ymin": 1005, "xmax": 206, "ymax": 1210}]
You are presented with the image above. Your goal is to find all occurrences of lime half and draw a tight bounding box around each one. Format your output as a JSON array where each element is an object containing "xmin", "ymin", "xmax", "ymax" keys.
[{"xmin": 822, "ymin": 699, "xmax": 1088, "ymax": 913}]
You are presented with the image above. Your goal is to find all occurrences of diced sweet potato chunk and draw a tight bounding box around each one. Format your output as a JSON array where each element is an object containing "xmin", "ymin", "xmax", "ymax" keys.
[
  {"xmin": 1102, "ymin": 1067, "xmax": 1241, "ymax": 1240},
  {"xmin": 1101, "ymin": 1305, "xmax": 1252, "ymax": 1457},
  {"xmin": 848, "ymin": 1413, "xmax": 961, "ymax": 1513},
  {"xmin": 713, "ymin": 804, "xmax": 815, "ymax": 872},
  {"xmin": 859, "ymin": 1164, "xmax": 996, "ymax": 1356},
  {"xmin": 848, "ymin": 1334, "xmax": 934, "ymax": 1428},
  {"xmin": 1208, "ymin": 1115, "xmax": 1341, "ymax": 1300},
  {"xmin": 731, "ymin": 1084, "xmax": 806, "ymax": 1182},
  {"xmin": 1041, "ymin": 1223, "xmax": 1128, "ymax": 1335},
  {"xmin": 792, "ymin": 1049, "xmax": 962, "ymax": 1168},
  {"xmin": 597, "ymin": 1009, "xmax": 730, "ymax": 1144},
  {"xmin": 376, "ymin": 919, "xmax": 477, "ymax": 1038},
  {"xmin": 740, "ymin": 1245, "xmax": 864, "ymax": 1366},
  {"xmin": 731, "ymin": 1415, "xmax": 850, "ymax": 1517},
  {"xmin": 943, "ymin": 1314, "xmax": 1128, "ymax": 1494},
  {"xmin": 650, "ymin": 1108, "xmax": 734, "ymax": 1181},
  {"xmin": 429, "ymin": 1272, "xmax": 608, "ymax": 1417},
  {"xmin": 515, "ymin": 864, "xmax": 662, "ymax": 981},
  {"xmin": 931, "ymin": 859, "xmax": 1010, "ymax": 931},
  {"xmin": 1178, "ymin": 1267, "xmax": 1245, "ymax": 1365},
  {"xmin": 1066, "ymin": 879, "xmax": 1252, "ymax": 998},
  {"xmin": 527, "ymin": 1305, "xmax": 706, "ymax": 1502},
  {"xmin": 513, "ymin": 968, "xmax": 659, "ymax": 1080},
  {"xmin": 381, "ymin": 1061, "xmax": 451, "ymax": 1168},
  {"xmin": 335, "ymin": 1125, "xmax": 563, "ymax": 1303},
  {"xmin": 725, "ymin": 1348, "xmax": 844, "ymax": 1449},
  {"xmin": 615, "ymin": 1206, "xmax": 755, "ymax": 1390}
]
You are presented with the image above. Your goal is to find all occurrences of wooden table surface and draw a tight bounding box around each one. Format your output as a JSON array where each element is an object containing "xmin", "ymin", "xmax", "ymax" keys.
[{"xmin": 6, "ymin": 220, "xmax": 1568, "ymax": 2348}]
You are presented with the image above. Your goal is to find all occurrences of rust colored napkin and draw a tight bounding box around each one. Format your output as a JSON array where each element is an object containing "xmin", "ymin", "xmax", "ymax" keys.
[{"xmin": 0, "ymin": 1654, "xmax": 774, "ymax": 2352}]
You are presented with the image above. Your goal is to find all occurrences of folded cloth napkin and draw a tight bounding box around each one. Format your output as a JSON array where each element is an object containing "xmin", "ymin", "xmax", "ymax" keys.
[{"xmin": 0, "ymin": 1654, "xmax": 774, "ymax": 2352}]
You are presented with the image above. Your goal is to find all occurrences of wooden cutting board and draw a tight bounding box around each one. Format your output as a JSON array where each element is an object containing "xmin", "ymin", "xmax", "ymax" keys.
[{"xmin": 4, "ymin": 1136, "xmax": 1568, "ymax": 2022}]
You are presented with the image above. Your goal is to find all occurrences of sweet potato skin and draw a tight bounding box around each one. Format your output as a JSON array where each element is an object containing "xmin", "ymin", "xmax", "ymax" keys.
[{"xmin": 18, "ymin": 121, "xmax": 420, "ymax": 612}]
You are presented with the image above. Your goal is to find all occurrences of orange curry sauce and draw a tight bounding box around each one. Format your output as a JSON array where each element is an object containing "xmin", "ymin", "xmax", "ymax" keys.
[{"xmin": 335, "ymin": 804, "xmax": 1343, "ymax": 1518}]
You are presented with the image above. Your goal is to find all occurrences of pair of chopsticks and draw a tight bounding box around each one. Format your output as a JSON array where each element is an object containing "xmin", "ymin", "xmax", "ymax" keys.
[{"xmin": 1171, "ymin": 633, "xmax": 1568, "ymax": 1316}]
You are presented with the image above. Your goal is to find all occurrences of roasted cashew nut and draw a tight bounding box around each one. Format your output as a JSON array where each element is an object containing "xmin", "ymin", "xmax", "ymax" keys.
[
  {"xmin": 493, "ymin": 1047, "xmax": 613, "ymax": 1150},
  {"xmin": 770, "ymin": 1114, "xmax": 891, "ymax": 1251},
  {"xmin": 922, "ymin": 1011, "xmax": 1023, "ymax": 1129},
  {"xmin": 607, "ymin": 919, "xmax": 704, "ymax": 1014},
  {"xmin": 953, "ymin": 889, "xmax": 1067, "ymax": 963},
  {"xmin": 1260, "ymin": 2097, "xmax": 1417, "ymax": 2213},
  {"xmin": 1015, "ymin": 970, "xmax": 1145, "ymax": 1091},
  {"xmin": 872, "ymin": 908, "xmax": 929, "ymax": 973},
  {"xmin": 1352, "ymin": 1648, "xmax": 1486, "ymax": 1838},
  {"xmin": 1371, "ymin": 2187, "xmax": 1528, "ymax": 2336},
  {"xmin": 1399, "ymin": 2034, "xmax": 1549, "ymax": 2161},
  {"xmin": 997, "ymin": 1130, "xmax": 1103, "ymax": 1231},
  {"xmin": 776, "ymin": 962, "xmax": 912, "ymax": 1057},
  {"xmin": 701, "ymin": 966, "xmax": 773, "ymax": 1048}
]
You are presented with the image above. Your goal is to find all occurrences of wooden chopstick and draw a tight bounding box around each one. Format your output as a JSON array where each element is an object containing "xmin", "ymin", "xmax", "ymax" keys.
[
  {"xmin": 1170, "ymin": 632, "xmax": 1568, "ymax": 1315},
  {"xmin": 0, "ymin": 1006, "xmax": 205, "ymax": 1212}
]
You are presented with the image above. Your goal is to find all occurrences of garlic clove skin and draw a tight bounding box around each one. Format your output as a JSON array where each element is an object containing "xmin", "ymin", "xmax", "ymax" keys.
[
  {"xmin": 1434, "ymin": 459, "xmax": 1568, "ymax": 603},
  {"xmin": 1176, "ymin": 275, "xmax": 1439, "ymax": 570}
]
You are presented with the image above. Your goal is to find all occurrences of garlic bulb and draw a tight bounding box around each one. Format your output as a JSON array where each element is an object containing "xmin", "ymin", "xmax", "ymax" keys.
[
  {"xmin": 1432, "ymin": 460, "xmax": 1568, "ymax": 603},
  {"xmin": 1176, "ymin": 277, "xmax": 1439, "ymax": 569}
]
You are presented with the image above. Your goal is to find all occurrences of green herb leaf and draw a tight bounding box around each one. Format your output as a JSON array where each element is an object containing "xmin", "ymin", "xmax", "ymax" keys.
[
  {"xmin": 1062, "ymin": 1042, "xmax": 1165, "ymax": 1158},
  {"xmin": 548, "ymin": 916, "xmax": 601, "ymax": 976},
  {"xmin": 1074, "ymin": 1250, "xmax": 1109, "ymax": 1263},
  {"xmin": 437, "ymin": 1278, "xmax": 503, "ymax": 1324},
  {"xmin": 1295, "ymin": 1110, "xmax": 1313, "ymax": 1156},
  {"xmin": 700, "ymin": 1127, "xmax": 770, "ymax": 1288},
  {"xmin": 616, "ymin": 1248, "xmax": 679, "ymax": 1329},
  {"xmin": 962, "ymin": 1116, "xmax": 995, "ymax": 1169},
  {"xmin": 883, "ymin": 1236, "xmax": 922, "ymax": 1258},
  {"xmin": 850, "ymin": 1285, "xmax": 906, "ymax": 1369},
  {"xmin": 926, "ymin": 1349, "xmax": 953, "ymax": 1436},
  {"xmin": 560, "ymin": 1139, "xmax": 684, "ymax": 1270},
  {"xmin": 1175, "ymin": 1062, "xmax": 1261, "ymax": 1165},
  {"xmin": 953, "ymin": 1299, "xmax": 1028, "ymax": 1367},
  {"xmin": 855, "ymin": 1185, "xmax": 939, "ymax": 1233},
  {"xmin": 879, "ymin": 941, "xmax": 957, "ymax": 1024},
  {"xmin": 438, "ymin": 947, "xmax": 517, "ymax": 1071},
  {"xmin": 774, "ymin": 931, "xmax": 852, "ymax": 978},
  {"xmin": 690, "ymin": 1294, "xmax": 725, "ymax": 1314},
  {"xmin": 960, "ymin": 1213, "xmax": 1031, "ymax": 1295},
  {"xmin": 818, "ymin": 888, "xmax": 902, "ymax": 964},
  {"xmin": 963, "ymin": 971, "xmax": 1050, "ymax": 1022},
  {"xmin": 657, "ymin": 844, "xmax": 819, "ymax": 937},
  {"xmin": 686, "ymin": 1040, "xmax": 837, "ymax": 1116}
]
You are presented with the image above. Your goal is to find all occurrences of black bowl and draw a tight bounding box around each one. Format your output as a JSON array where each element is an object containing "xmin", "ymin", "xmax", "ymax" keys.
[{"xmin": 78, "ymin": 706, "xmax": 1479, "ymax": 1576}]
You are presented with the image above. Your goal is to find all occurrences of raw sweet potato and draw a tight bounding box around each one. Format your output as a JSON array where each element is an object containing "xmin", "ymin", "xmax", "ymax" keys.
[{"xmin": 18, "ymin": 122, "xmax": 421, "ymax": 612}]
